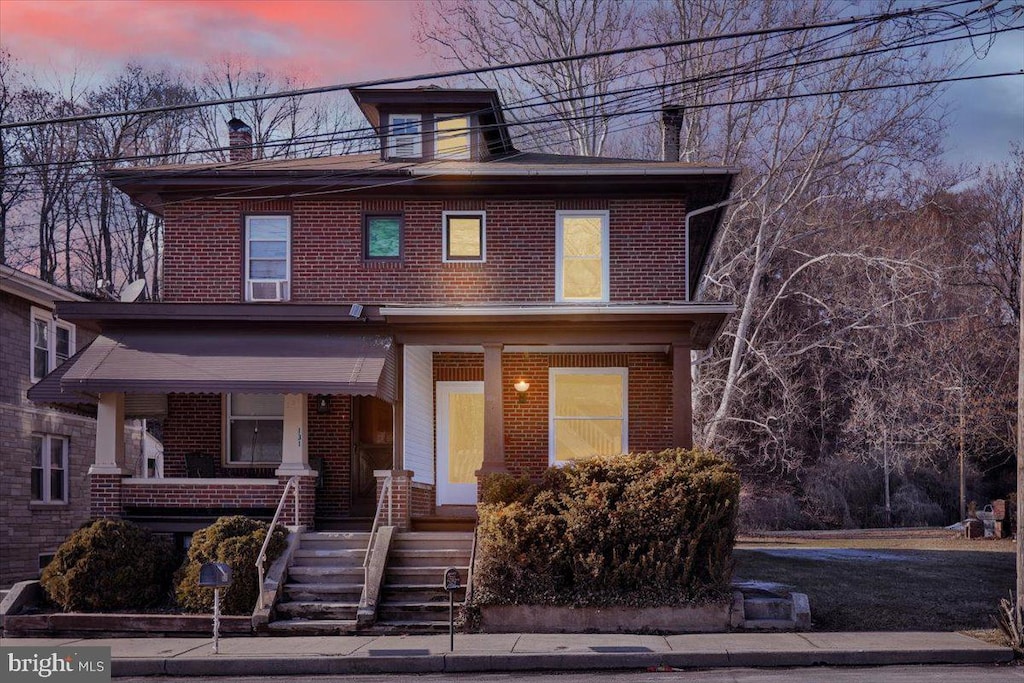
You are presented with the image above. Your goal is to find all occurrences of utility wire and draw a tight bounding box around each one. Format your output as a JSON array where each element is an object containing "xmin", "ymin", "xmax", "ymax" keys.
[{"xmin": 0, "ymin": 0, "xmax": 982, "ymax": 130}]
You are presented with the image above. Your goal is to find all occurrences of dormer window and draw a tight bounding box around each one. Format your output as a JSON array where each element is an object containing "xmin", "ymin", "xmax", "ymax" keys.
[
  {"xmin": 388, "ymin": 114, "xmax": 422, "ymax": 159},
  {"xmin": 435, "ymin": 115, "xmax": 471, "ymax": 160}
]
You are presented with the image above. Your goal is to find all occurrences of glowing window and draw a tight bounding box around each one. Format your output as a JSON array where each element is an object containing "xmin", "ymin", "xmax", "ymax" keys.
[
  {"xmin": 443, "ymin": 212, "xmax": 485, "ymax": 262},
  {"xmin": 556, "ymin": 212, "xmax": 609, "ymax": 301},
  {"xmin": 435, "ymin": 115, "xmax": 471, "ymax": 160},
  {"xmin": 549, "ymin": 368, "xmax": 627, "ymax": 465}
]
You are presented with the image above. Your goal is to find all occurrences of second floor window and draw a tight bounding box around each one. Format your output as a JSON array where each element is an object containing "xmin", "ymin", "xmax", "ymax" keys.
[
  {"xmin": 30, "ymin": 308, "xmax": 75, "ymax": 382},
  {"xmin": 364, "ymin": 215, "xmax": 403, "ymax": 261},
  {"xmin": 245, "ymin": 216, "xmax": 290, "ymax": 302},
  {"xmin": 31, "ymin": 434, "xmax": 68, "ymax": 503},
  {"xmin": 435, "ymin": 115, "xmax": 471, "ymax": 160},
  {"xmin": 226, "ymin": 393, "xmax": 283, "ymax": 465},
  {"xmin": 388, "ymin": 114, "xmax": 422, "ymax": 159},
  {"xmin": 556, "ymin": 211, "xmax": 609, "ymax": 302},
  {"xmin": 443, "ymin": 212, "xmax": 485, "ymax": 262}
]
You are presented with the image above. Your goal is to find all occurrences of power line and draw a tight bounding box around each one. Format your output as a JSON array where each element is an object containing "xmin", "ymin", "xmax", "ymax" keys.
[{"xmin": 0, "ymin": 0, "xmax": 982, "ymax": 130}]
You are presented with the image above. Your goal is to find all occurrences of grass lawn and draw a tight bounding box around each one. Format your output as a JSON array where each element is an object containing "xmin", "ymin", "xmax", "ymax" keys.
[{"xmin": 733, "ymin": 530, "xmax": 1016, "ymax": 632}]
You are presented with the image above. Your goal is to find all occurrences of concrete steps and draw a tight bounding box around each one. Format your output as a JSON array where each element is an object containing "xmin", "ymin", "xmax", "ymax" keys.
[
  {"xmin": 269, "ymin": 532, "xmax": 370, "ymax": 632},
  {"xmin": 375, "ymin": 531, "xmax": 473, "ymax": 633}
]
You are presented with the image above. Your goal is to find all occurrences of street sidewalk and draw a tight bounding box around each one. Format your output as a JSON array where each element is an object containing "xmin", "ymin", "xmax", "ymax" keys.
[{"xmin": 0, "ymin": 631, "xmax": 1015, "ymax": 676}]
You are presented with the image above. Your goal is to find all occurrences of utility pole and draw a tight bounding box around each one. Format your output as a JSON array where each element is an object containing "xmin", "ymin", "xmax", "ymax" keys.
[{"xmin": 1016, "ymin": 202, "xmax": 1022, "ymax": 625}]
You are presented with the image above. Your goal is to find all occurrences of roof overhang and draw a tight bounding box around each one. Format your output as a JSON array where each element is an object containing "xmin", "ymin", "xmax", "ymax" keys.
[
  {"xmin": 0, "ymin": 264, "xmax": 87, "ymax": 308},
  {"xmin": 380, "ymin": 303, "xmax": 735, "ymax": 350}
]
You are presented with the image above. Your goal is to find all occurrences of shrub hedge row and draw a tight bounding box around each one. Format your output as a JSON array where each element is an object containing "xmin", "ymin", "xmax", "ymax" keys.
[
  {"xmin": 40, "ymin": 515, "xmax": 286, "ymax": 615},
  {"xmin": 473, "ymin": 448, "xmax": 740, "ymax": 608}
]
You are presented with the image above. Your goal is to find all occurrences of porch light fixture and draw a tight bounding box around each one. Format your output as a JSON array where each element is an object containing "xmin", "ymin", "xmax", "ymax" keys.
[
  {"xmin": 316, "ymin": 395, "xmax": 332, "ymax": 414},
  {"xmin": 514, "ymin": 380, "xmax": 530, "ymax": 403}
]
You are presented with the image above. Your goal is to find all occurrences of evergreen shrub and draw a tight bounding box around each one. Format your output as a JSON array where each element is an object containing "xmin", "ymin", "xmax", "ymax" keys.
[
  {"xmin": 40, "ymin": 518, "xmax": 176, "ymax": 612},
  {"xmin": 174, "ymin": 515, "xmax": 287, "ymax": 615},
  {"xmin": 473, "ymin": 448, "xmax": 740, "ymax": 607}
]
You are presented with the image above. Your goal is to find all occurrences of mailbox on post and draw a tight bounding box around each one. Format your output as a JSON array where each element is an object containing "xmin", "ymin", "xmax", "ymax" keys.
[
  {"xmin": 443, "ymin": 567, "xmax": 461, "ymax": 652},
  {"xmin": 199, "ymin": 562, "xmax": 233, "ymax": 654}
]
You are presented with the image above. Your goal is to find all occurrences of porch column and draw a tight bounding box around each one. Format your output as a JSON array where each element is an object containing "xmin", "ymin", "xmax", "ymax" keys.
[
  {"xmin": 276, "ymin": 393, "xmax": 315, "ymax": 477},
  {"xmin": 478, "ymin": 342, "xmax": 507, "ymax": 476},
  {"xmin": 91, "ymin": 392, "xmax": 126, "ymax": 474},
  {"xmin": 672, "ymin": 339, "xmax": 694, "ymax": 449},
  {"xmin": 90, "ymin": 392, "xmax": 127, "ymax": 518}
]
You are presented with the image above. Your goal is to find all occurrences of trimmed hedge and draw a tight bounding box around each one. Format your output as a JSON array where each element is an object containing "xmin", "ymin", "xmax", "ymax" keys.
[
  {"xmin": 175, "ymin": 516, "xmax": 287, "ymax": 615},
  {"xmin": 473, "ymin": 448, "xmax": 740, "ymax": 608},
  {"xmin": 40, "ymin": 518, "xmax": 176, "ymax": 612}
]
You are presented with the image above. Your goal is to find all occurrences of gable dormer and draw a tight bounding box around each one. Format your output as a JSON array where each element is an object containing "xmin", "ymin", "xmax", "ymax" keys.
[{"xmin": 350, "ymin": 86, "xmax": 516, "ymax": 162}]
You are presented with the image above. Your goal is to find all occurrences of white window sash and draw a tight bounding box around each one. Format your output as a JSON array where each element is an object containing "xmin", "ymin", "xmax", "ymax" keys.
[
  {"xmin": 30, "ymin": 307, "xmax": 76, "ymax": 381},
  {"xmin": 434, "ymin": 113, "xmax": 472, "ymax": 160},
  {"xmin": 388, "ymin": 114, "xmax": 423, "ymax": 158},
  {"xmin": 244, "ymin": 216, "xmax": 291, "ymax": 302},
  {"xmin": 225, "ymin": 393, "xmax": 285, "ymax": 464},
  {"xmin": 31, "ymin": 434, "xmax": 68, "ymax": 503},
  {"xmin": 554, "ymin": 210, "xmax": 610, "ymax": 302},
  {"xmin": 548, "ymin": 367, "xmax": 628, "ymax": 466}
]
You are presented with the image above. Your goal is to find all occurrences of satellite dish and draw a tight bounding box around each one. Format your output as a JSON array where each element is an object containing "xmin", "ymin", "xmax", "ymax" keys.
[{"xmin": 119, "ymin": 279, "xmax": 147, "ymax": 303}]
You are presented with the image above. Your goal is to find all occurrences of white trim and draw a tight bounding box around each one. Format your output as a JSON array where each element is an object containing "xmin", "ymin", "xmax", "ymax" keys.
[
  {"xmin": 504, "ymin": 345, "xmax": 668, "ymax": 353},
  {"xmin": 434, "ymin": 113, "xmax": 472, "ymax": 161},
  {"xmin": 224, "ymin": 392, "xmax": 285, "ymax": 466},
  {"xmin": 381, "ymin": 304, "xmax": 736, "ymax": 317},
  {"xmin": 436, "ymin": 380, "xmax": 484, "ymax": 505},
  {"xmin": 556, "ymin": 210, "xmax": 610, "ymax": 303},
  {"xmin": 244, "ymin": 215, "xmax": 291, "ymax": 302},
  {"xmin": 548, "ymin": 367, "xmax": 628, "ymax": 466},
  {"xmin": 387, "ymin": 113, "xmax": 423, "ymax": 159},
  {"xmin": 0, "ymin": 264, "xmax": 87, "ymax": 307},
  {"xmin": 30, "ymin": 306, "xmax": 76, "ymax": 383},
  {"xmin": 403, "ymin": 346, "xmax": 435, "ymax": 485},
  {"xmin": 31, "ymin": 433, "xmax": 69, "ymax": 504},
  {"xmin": 442, "ymin": 211, "xmax": 487, "ymax": 263}
]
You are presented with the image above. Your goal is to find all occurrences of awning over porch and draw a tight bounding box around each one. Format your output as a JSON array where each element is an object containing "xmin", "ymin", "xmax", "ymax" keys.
[{"xmin": 38, "ymin": 328, "xmax": 397, "ymax": 402}]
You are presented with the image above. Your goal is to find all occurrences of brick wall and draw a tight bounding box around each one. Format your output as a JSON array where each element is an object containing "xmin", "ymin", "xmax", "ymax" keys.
[
  {"xmin": 161, "ymin": 198, "xmax": 687, "ymax": 304},
  {"xmin": 308, "ymin": 394, "xmax": 353, "ymax": 518},
  {"xmin": 433, "ymin": 351, "xmax": 674, "ymax": 481},
  {"xmin": 411, "ymin": 483, "xmax": 435, "ymax": 518}
]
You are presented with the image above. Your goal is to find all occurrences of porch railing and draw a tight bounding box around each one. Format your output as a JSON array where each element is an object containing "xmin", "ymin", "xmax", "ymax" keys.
[
  {"xmin": 360, "ymin": 473, "xmax": 393, "ymax": 604},
  {"xmin": 256, "ymin": 476, "xmax": 300, "ymax": 610}
]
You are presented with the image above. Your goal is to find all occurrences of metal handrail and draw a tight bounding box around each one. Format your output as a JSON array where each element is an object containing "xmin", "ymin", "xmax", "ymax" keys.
[
  {"xmin": 360, "ymin": 473, "xmax": 393, "ymax": 605},
  {"xmin": 256, "ymin": 475, "xmax": 300, "ymax": 610}
]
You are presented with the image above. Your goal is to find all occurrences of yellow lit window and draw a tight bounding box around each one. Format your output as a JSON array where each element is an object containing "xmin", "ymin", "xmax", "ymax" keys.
[
  {"xmin": 550, "ymin": 368, "xmax": 627, "ymax": 464},
  {"xmin": 557, "ymin": 212, "xmax": 608, "ymax": 301},
  {"xmin": 443, "ymin": 212, "xmax": 485, "ymax": 262},
  {"xmin": 435, "ymin": 115, "xmax": 471, "ymax": 160}
]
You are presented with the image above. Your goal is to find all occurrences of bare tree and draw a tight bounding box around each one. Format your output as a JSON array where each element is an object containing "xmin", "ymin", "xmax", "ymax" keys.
[
  {"xmin": 415, "ymin": 0, "xmax": 641, "ymax": 156},
  {"xmin": 0, "ymin": 49, "xmax": 30, "ymax": 267}
]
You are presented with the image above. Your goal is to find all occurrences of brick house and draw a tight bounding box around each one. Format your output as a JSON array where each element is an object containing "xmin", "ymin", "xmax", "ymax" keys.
[
  {"xmin": 1, "ymin": 266, "xmax": 150, "ymax": 586},
  {"xmin": 30, "ymin": 87, "xmax": 736, "ymax": 536}
]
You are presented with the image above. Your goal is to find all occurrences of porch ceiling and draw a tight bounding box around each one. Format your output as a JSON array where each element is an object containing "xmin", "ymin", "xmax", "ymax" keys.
[{"xmin": 54, "ymin": 328, "xmax": 397, "ymax": 400}]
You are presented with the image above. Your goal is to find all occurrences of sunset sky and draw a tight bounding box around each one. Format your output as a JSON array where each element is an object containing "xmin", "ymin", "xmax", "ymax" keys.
[{"xmin": 0, "ymin": 0, "xmax": 1021, "ymax": 165}]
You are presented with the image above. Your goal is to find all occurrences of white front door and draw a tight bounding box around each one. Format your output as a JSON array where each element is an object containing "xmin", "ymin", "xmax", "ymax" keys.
[{"xmin": 436, "ymin": 381, "xmax": 484, "ymax": 506}]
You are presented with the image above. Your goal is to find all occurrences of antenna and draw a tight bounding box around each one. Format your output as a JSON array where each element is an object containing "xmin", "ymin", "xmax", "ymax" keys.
[{"xmin": 119, "ymin": 279, "xmax": 147, "ymax": 302}]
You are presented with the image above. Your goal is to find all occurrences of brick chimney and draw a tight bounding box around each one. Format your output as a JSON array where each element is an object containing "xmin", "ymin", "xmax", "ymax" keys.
[
  {"xmin": 228, "ymin": 118, "xmax": 253, "ymax": 162},
  {"xmin": 661, "ymin": 106, "xmax": 683, "ymax": 162}
]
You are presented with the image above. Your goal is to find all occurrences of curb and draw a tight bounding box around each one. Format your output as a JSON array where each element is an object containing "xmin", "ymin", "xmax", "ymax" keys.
[{"xmin": 112, "ymin": 646, "xmax": 1015, "ymax": 677}]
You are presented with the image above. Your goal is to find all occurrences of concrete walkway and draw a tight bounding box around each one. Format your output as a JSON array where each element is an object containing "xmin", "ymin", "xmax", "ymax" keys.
[{"xmin": 1, "ymin": 631, "xmax": 1014, "ymax": 676}]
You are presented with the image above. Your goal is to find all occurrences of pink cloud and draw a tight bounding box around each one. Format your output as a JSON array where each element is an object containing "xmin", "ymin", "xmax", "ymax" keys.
[{"xmin": 0, "ymin": 0, "xmax": 429, "ymax": 84}]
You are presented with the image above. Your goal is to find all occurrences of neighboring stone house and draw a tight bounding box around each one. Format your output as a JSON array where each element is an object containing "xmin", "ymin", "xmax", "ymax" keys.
[{"xmin": 30, "ymin": 87, "xmax": 737, "ymax": 535}]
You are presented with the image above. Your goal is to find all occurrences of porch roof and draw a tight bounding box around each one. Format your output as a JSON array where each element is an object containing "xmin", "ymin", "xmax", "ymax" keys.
[{"xmin": 40, "ymin": 328, "xmax": 396, "ymax": 401}]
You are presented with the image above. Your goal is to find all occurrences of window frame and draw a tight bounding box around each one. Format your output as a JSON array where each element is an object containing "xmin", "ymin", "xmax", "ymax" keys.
[
  {"xmin": 223, "ymin": 393, "xmax": 285, "ymax": 467},
  {"xmin": 244, "ymin": 215, "xmax": 291, "ymax": 302},
  {"xmin": 29, "ymin": 307, "xmax": 76, "ymax": 382},
  {"xmin": 434, "ymin": 113, "xmax": 472, "ymax": 160},
  {"xmin": 30, "ymin": 433, "xmax": 69, "ymax": 504},
  {"xmin": 554, "ymin": 210, "xmax": 610, "ymax": 303},
  {"xmin": 547, "ymin": 367, "xmax": 628, "ymax": 466},
  {"xmin": 442, "ymin": 211, "xmax": 486, "ymax": 263},
  {"xmin": 362, "ymin": 213, "xmax": 405, "ymax": 262},
  {"xmin": 387, "ymin": 113, "xmax": 423, "ymax": 159}
]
